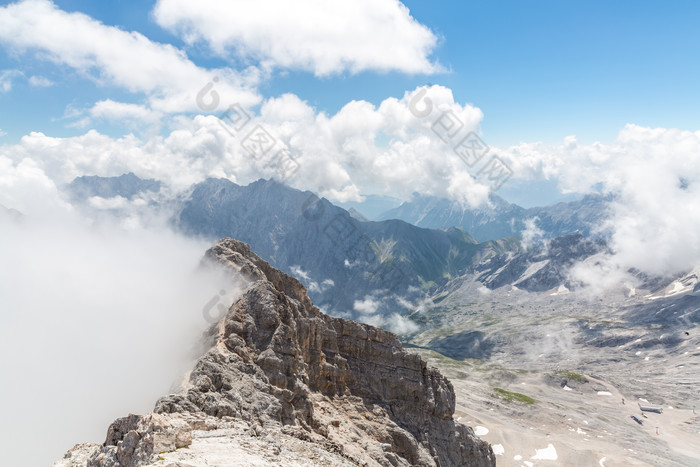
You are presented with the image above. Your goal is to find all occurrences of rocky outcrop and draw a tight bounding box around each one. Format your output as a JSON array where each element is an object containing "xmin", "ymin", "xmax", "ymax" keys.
[{"xmin": 56, "ymin": 238, "xmax": 494, "ymax": 467}]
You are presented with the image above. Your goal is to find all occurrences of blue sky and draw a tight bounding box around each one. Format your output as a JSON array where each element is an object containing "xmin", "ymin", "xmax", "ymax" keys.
[
  {"xmin": 1, "ymin": 0, "xmax": 700, "ymax": 208},
  {"xmin": 2, "ymin": 0, "xmax": 699, "ymax": 146}
]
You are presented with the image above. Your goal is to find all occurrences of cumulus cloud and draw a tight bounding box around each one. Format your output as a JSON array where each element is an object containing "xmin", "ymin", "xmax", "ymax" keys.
[
  {"xmin": 0, "ymin": 0, "xmax": 260, "ymax": 113},
  {"xmin": 258, "ymin": 86, "xmax": 492, "ymax": 206},
  {"xmin": 0, "ymin": 85, "xmax": 499, "ymax": 207},
  {"xmin": 153, "ymin": 0, "xmax": 442, "ymax": 76}
]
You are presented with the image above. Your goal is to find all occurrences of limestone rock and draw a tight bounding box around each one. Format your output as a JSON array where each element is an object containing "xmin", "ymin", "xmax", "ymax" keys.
[{"xmin": 56, "ymin": 238, "xmax": 494, "ymax": 467}]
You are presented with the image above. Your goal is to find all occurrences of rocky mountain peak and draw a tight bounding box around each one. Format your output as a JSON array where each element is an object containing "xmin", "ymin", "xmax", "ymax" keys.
[{"xmin": 56, "ymin": 238, "xmax": 494, "ymax": 467}]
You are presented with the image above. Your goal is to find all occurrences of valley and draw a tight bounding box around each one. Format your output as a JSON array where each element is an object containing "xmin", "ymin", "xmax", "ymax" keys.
[{"xmin": 406, "ymin": 278, "xmax": 700, "ymax": 466}]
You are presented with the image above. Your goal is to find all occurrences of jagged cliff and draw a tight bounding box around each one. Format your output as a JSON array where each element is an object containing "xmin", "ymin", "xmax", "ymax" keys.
[{"xmin": 55, "ymin": 238, "xmax": 494, "ymax": 467}]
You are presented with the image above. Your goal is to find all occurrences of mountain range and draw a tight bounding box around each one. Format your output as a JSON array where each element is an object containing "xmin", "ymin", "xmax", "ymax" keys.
[
  {"xmin": 65, "ymin": 172, "xmax": 161, "ymax": 201},
  {"xmin": 377, "ymin": 192, "xmax": 611, "ymax": 241},
  {"xmin": 54, "ymin": 173, "xmax": 700, "ymax": 465},
  {"xmin": 174, "ymin": 178, "xmax": 517, "ymax": 317},
  {"xmin": 63, "ymin": 174, "xmax": 614, "ymax": 321}
]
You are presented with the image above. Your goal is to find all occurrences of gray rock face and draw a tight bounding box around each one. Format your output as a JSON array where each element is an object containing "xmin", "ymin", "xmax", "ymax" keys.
[{"xmin": 56, "ymin": 238, "xmax": 494, "ymax": 467}]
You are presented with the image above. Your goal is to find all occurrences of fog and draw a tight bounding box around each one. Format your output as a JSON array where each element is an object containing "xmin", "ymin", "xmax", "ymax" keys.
[{"xmin": 0, "ymin": 213, "xmax": 241, "ymax": 466}]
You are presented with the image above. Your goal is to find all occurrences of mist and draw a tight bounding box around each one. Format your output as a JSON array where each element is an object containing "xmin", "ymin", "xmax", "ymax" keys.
[{"xmin": 0, "ymin": 213, "xmax": 242, "ymax": 466}]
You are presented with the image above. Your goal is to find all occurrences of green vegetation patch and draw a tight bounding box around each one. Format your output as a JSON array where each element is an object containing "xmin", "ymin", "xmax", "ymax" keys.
[
  {"xmin": 493, "ymin": 387, "xmax": 536, "ymax": 404},
  {"xmin": 555, "ymin": 370, "xmax": 588, "ymax": 383}
]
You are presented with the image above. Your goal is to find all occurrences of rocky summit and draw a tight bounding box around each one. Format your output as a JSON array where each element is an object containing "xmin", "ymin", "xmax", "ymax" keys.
[{"xmin": 55, "ymin": 238, "xmax": 495, "ymax": 467}]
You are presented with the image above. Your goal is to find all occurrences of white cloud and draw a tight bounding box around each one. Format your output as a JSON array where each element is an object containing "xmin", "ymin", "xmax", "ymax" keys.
[
  {"xmin": 0, "ymin": 85, "xmax": 497, "ymax": 207},
  {"xmin": 353, "ymin": 296, "xmax": 380, "ymax": 314},
  {"xmin": 0, "ymin": 68, "xmax": 22, "ymax": 92},
  {"xmin": 0, "ymin": 209, "xmax": 238, "ymax": 467},
  {"xmin": 385, "ymin": 312, "xmax": 419, "ymax": 334},
  {"xmin": 87, "ymin": 195, "xmax": 131, "ymax": 210},
  {"xmin": 28, "ymin": 74, "xmax": 53, "ymax": 87},
  {"xmin": 357, "ymin": 310, "xmax": 418, "ymax": 334},
  {"xmin": 289, "ymin": 265, "xmax": 311, "ymax": 282},
  {"xmin": 521, "ymin": 217, "xmax": 544, "ymax": 249},
  {"xmin": 153, "ymin": 0, "xmax": 442, "ymax": 76},
  {"xmin": 0, "ymin": 154, "xmax": 70, "ymax": 216},
  {"xmin": 0, "ymin": 0, "xmax": 260, "ymax": 113},
  {"xmin": 0, "ymin": 129, "xmax": 6, "ymax": 136},
  {"xmin": 89, "ymin": 99, "xmax": 163, "ymax": 125},
  {"xmin": 257, "ymin": 86, "xmax": 491, "ymax": 206}
]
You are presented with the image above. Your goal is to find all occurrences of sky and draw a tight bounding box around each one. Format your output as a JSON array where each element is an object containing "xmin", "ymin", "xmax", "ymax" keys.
[
  {"xmin": 1, "ymin": 1, "xmax": 700, "ymax": 146},
  {"xmin": 1, "ymin": 0, "xmax": 700, "ymax": 206},
  {"xmin": 0, "ymin": 0, "xmax": 698, "ymax": 270}
]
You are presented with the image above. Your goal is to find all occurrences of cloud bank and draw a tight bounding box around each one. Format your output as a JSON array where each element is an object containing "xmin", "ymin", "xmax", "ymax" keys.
[
  {"xmin": 0, "ymin": 85, "xmax": 490, "ymax": 204},
  {"xmin": 0, "ymin": 211, "xmax": 241, "ymax": 467},
  {"xmin": 0, "ymin": 166, "xmax": 243, "ymax": 466}
]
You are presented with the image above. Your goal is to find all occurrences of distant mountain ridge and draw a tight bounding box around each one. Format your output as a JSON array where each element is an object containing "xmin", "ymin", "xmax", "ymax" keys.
[
  {"xmin": 61, "ymin": 173, "xmax": 614, "ymax": 320},
  {"xmin": 377, "ymin": 192, "xmax": 611, "ymax": 241},
  {"xmin": 66, "ymin": 172, "xmax": 161, "ymax": 200},
  {"xmin": 174, "ymin": 178, "xmax": 517, "ymax": 317}
]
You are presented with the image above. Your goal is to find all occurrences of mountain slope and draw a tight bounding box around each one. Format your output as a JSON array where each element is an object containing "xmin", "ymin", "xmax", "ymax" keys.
[{"xmin": 175, "ymin": 178, "xmax": 518, "ymax": 317}]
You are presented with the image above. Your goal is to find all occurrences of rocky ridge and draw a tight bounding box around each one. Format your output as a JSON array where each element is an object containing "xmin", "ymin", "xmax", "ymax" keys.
[{"xmin": 55, "ymin": 238, "xmax": 494, "ymax": 467}]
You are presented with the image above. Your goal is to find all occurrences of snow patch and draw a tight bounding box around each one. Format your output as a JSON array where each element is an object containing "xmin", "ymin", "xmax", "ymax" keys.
[
  {"xmin": 549, "ymin": 284, "xmax": 570, "ymax": 296},
  {"xmin": 474, "ymin": 426, "xmax": 489, "ymax": 436},
  {"xmin": 531, "ymin": 443, "xmax": 558, "ymax": 460},
  {"xmin": 597, "ymin": 391, "xmax": 612, "ymax": 396},
  {"xmin": 514, "ymin": 260, "xmax": 549, "ymax": 286},
  {"xmin": 492, "ymin": 444, "xmax": 504, "ymax": 455}
]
